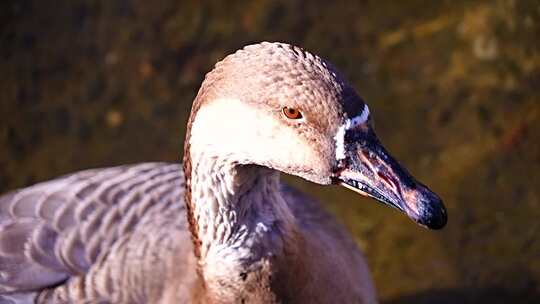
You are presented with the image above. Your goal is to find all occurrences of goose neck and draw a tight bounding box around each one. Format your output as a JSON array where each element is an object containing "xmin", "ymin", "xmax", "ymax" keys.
[{"xmin": 188, "ymin": 155, "xmax": 294, "ymax": 266}]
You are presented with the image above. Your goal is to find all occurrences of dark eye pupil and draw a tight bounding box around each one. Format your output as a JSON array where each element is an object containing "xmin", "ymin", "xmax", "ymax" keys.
[{"xmin": 283, "ymin": 107, "xmax": 302, "ymax": 119}]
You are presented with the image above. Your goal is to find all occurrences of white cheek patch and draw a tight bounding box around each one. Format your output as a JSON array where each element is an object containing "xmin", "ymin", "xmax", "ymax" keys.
[
  {"xmin": 334, "ymin": 124, "xmax": 348, "ymax": 161},
  {"xmin": 334, "ymin": 104, "xmax": 370, "ymax": 160}
]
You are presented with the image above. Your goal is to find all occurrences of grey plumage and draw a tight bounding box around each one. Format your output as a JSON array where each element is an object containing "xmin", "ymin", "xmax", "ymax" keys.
[
  {"xmin": 0, "ymin": 163, "xmax": 194, "ymax": 302},
  {"xmin": 0, "ymin": 163, "xmax": 373, "ymax": 303},
  {"xmin": 0, "ymin": 42, "xmax": 445, "ymax": 303}
]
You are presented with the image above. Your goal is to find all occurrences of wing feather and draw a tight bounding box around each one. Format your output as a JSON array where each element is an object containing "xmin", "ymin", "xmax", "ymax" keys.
[{"xmin": 0, "ymin": 163, "xmax": 184, "ymax": 294}]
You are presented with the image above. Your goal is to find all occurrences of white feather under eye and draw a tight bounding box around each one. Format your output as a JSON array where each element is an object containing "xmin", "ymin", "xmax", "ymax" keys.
[{"xmin": 334, "ymin": 104, "xmax": 370, "ymax": 160}]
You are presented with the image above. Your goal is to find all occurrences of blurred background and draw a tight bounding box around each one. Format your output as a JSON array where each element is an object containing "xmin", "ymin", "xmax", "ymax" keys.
[{"xmin": 1, "ymin": 0, "xmax": 539, "ymax": 303}]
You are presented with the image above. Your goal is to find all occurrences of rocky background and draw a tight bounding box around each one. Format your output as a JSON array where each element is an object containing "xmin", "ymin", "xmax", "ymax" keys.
[{"xmin": 1, "ymin": 1, "xmax": 539, "ymax": 303}]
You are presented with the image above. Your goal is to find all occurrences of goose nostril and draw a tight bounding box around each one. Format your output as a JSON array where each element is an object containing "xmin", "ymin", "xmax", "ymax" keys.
[
  {"xmin": 377, "ymin": 172, "xmax": 392, "ymax": 188},
  {"xmin": 360, "ymin": 150, "xmax": 379, "ymax": 174},
  {"xmin": 377, "ymin": 171, "xmax": 401, "ymax": 195},
  {"xmin": 361, "ymin": 150, "xmax": 373, "ymax": 161}
]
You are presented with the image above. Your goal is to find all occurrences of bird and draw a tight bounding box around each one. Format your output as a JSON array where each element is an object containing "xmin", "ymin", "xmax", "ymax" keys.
[{"xmin": 0, "ymin": 42, "xmax": 446, "ymax": 304}]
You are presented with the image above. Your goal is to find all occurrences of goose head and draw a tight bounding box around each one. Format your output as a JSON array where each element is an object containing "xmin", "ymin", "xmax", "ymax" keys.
[{"xmin": 187, "ymin": 42, "xmax": 446, "ymax": 229}]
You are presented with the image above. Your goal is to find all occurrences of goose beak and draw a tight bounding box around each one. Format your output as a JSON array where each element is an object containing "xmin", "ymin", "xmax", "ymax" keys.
[{"xmin": 334, "ymin": 126, "xmax": 447, "ymax": 230}]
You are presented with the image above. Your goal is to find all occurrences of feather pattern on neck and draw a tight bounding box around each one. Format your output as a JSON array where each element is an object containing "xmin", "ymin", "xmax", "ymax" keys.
[
  {"xmin": 184, "ymin": 96, "xmax": 302, "ymax": 302},
  {"xmin": 187, "ymin": 153, "xmax": 296, "ymax": 303},
  {"xmin": 190, "ymin": 155, "xmax": 292, "ymax": 264}
]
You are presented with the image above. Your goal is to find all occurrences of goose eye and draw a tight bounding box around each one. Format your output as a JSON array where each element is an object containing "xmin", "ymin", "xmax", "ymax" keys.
[{"xmin": 282, "ymin": 107, "xmax": 303, "ymax": 120}]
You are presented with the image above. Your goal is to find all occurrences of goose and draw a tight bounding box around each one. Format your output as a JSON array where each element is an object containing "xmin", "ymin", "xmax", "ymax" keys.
[{"xmin": 0, "ymin": 42, "xmax": 446, "ymax": 304}]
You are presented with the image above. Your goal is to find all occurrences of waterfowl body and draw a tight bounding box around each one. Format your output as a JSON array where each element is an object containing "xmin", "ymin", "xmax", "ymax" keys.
[{"xmin": 0, "ymin": 42, "xmax": 446, "ymax": 303}]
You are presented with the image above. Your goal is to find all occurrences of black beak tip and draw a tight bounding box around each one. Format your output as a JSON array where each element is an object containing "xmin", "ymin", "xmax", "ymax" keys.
[{"xmin": 416, "ymin": 196, "xmax": 447, "ymax": 230}]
